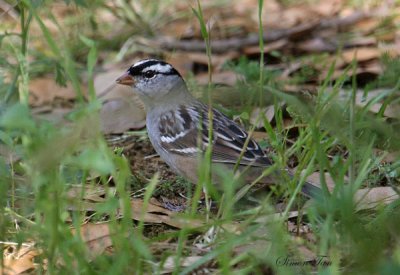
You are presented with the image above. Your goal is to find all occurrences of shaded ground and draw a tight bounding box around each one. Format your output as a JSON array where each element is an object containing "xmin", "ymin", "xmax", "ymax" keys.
[
  {"xmin": 1, "ymin": 0, "xmax": 400, "ymax": 273},
  {"xmin": 107, "ymin": 133, "xmax": 195, "ymax": 203}
]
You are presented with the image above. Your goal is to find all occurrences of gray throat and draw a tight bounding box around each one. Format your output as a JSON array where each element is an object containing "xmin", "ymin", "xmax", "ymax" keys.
[{"xmin": 140, "ymin": 80, "xmax": 196, "ymax": 114}]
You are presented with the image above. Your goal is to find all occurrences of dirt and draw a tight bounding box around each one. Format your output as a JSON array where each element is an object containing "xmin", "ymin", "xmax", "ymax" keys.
[
  {"xmin": 106, "ymin": 133, "xmax": 194, "ymax": 208},
  {"xmin": 107, "ymin": 133, "xmax": 178, "ymax": 182}
]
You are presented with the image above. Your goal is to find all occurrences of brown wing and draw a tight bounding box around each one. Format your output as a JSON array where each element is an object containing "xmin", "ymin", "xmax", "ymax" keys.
[{"xmin": 158, "ymin": 102, "xmax": 272, "ymax": 167}]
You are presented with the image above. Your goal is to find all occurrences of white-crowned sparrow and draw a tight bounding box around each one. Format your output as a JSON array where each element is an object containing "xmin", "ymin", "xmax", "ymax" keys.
[{"xmin": 116, "ymin": 59, "xmax": 319, "ymax": 197}]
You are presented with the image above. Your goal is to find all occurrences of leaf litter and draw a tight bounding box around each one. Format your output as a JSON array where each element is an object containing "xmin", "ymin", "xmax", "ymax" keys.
[{"xmin": 2, "ymin": 0, "xmax": 400, "ymax": 272}]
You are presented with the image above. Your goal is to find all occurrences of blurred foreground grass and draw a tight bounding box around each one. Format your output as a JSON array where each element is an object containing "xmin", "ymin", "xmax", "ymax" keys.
[{"xmin": 0, "ymin": 1, "xmax": 400, "ymax": 274}]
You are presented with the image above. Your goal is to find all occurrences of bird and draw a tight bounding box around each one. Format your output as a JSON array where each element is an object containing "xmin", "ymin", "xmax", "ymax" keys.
[{"xmin": 116, "ymin": 59, "xmax": 319, "ymax": 197}]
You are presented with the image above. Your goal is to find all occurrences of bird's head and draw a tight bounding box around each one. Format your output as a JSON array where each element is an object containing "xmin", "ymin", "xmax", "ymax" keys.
[{"xmin": 116, "ymin": 59, "xmax": 186, "ymax": 104}]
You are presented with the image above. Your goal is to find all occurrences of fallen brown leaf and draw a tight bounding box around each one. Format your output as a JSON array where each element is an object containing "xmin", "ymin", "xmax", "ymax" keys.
[
  {"xmin": 355, "ymin": 186, "xmax": 399, "ymax": 211},
  {"xmin": 341, "ymin": 47, "xmax": 381, "ymax": 64},
  {"xmin": 301, "ymin": 172, "xmax": 399, "ymax": 211},
  {"xmin": 312, "ymin": 0, "xmax": 343, "ymax": 17},
  {"xmin": 345, "ymin": 36, "xmax": 377, "ymax": 48},
  {"xmin": 304, "ymin": 172, "xmax": 338, "ymax": 192},
  {"xmin": 297, "ymin": 38, "xmax": 337, "ymax": 53},
  {"xmin": 373, "ymin": 149, "xmax": 400, "ymax": 163},
  {"xmin": 130, "ymin": 198, "xmax": 205, "ymax": 229},
  {"xmin": 71, "ymin": 222, "xmax": 113, "ymax": 259},
  {"xmin": 250, "ymin": 105, "xmax": 277, "ymax": 128},
  {"xmin": 268, "ymin": 4, "xmax": 320, "ymax": 29},
  {"xmin": 95, "ymin": 71, "xmax": 146, "ymax": 134},
  {"xmin": 243, "ymin": 38, "xmax": 288, "ymax": 55},
  {"xmin": 252, "ymin": 131, "xmax": 269, "ymax": 142},
  {"xmin": 29, "ymin": 77, "xmax": 82, "ymax": 106},
  {"xmin": 66, "ymin": 185, "xmax": 110, "ymax": 202},
  {"xmin": 353, "ymin": 17, "xmax": 381, "ymax": 35},
  {"xmin": 320, "ymin": 62, "xmax": 382, "ymax": 83},
  {"xmin": 1, "ymin": 244, "xmax": 40, "ymax": 275},
  {"xmin": 342, "ymin": 88, "xmax": 399, "ymax": 119}
]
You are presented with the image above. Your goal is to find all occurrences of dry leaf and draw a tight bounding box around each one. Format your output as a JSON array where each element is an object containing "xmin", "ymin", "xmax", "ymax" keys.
[
  {"xmin": 161, "ymin": 18, "xmax": 196, "ymax": 39},
  {"xmin": 353, "ymin": 17, "xmax": 381, "ymax": 34},
  {"xmin": 346, "ymin": 88, "xmax": 399, "ymax": 118},
  {"xmin": 281, "ymin": 62, "xmax": 305, "ymax": 79},
  {"xmin": 278, "ymin": 5, "xmax": 320, "ymax": 29},
  {"xmin": 250, "ymin": 105, "xmax": 276, "ymax": 128},
  {"xmin": 234, "ymin": 0, "xmax": 281, "ymax": 19},
  {"xmin": 373, "ymin": 149, "xmax": 400, "ymax": 163},
  {"xmin": 1, "ymin": 245, "xmax": 40, "ymax": 275},
  {"xmin": 297, "ymin": 38, "xmax": 337, "ymax": 53},
  {"xmin": 243, "ymin": 39, "xmax": 288, "ymax": 55},
  {"xmin": 100, "ymin": 98, "xmax": 146, "ymax": 134},
  {"xmin": 320, "ymin": 63, "xmax": 382, "ymax": 83},
  {"xmin": 165, "ymin": 54, "xmax": 195, "ymax": 77},
  {"xmin": 252, "ymin": 131, "xmax": 269, "ymax": 142},
  {"xmin": 29, "ymin": 77, "xmax": 81, "ymax": 106},
  {"xmin": 345, "ymin": 36, "xmax": 377, "ymax": 48},
  {"xmin": 312, "ymin": 0, "xmax": 343, "ymax": 16},
  {"xmin": 71, "ymin": 223, "xmax": 113, "ymax": 258},
  {"xmin": 66, "ymin": 185, "xmax": 110, "ymax": 202},
  {"xmin": 304, "ymin": 172, "xmax": 338, "ymax": 192},
  {"xmin": 301, "ymin": 172, "xmax": 398, "ymax": 211},
  {"xmin": 341, "ymin": 47, "xmax": 381, "ymax": 64},
  {"xmin": 129, "ymin": 198, "xmax": 204, "ymax": 229},
  {"xmin": 95, "ymin": 71, "xmax": 146, "ymax": 134},
  {"xmin": 355, "ymin": 187, "xmax": 399, "ymax": 211}
]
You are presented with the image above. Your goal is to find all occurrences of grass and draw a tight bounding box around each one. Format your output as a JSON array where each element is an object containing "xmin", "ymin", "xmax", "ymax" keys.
[{"xmin": 1, "ymin": 0, "xmax": 400, "ymax": 274}]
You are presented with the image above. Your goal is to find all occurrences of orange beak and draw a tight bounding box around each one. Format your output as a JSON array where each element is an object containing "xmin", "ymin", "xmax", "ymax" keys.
[{"xmin": 116, "ymin": 71, "xmax": 135, "ymax": 86}]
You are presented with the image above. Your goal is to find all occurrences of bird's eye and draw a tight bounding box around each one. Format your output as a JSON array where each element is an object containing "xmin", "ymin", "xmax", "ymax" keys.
[{"xmin": 144, "ymin": 70, "xmax": 156, "ymax": 79}]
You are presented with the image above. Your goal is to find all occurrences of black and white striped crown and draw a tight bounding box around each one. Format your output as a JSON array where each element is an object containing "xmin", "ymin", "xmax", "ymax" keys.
[{"xmin": 128, "ymin": 59, "xmax": 181, "ymax": 77}]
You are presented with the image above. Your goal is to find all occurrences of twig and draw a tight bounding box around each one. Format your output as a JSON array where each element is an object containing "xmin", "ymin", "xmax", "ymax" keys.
[{"xmin": 146, "ymin": 11, "xmax": 369, "ymax": 53}]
